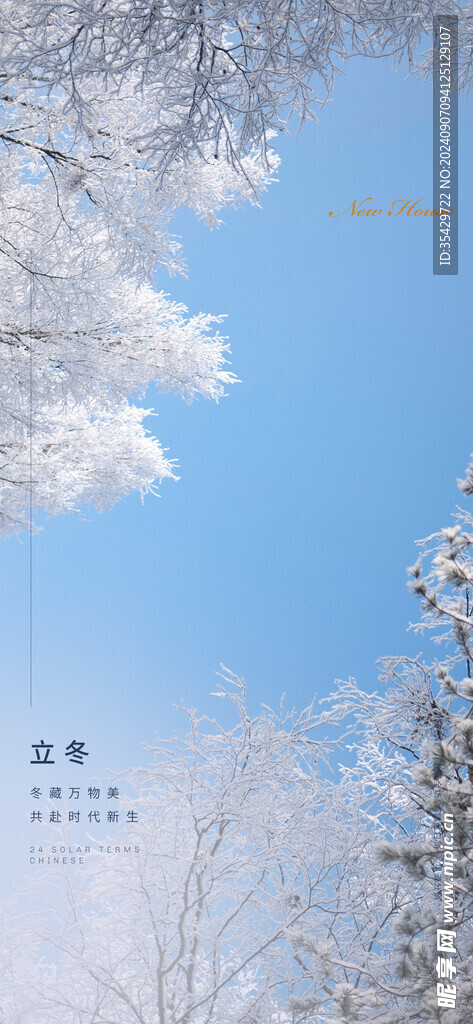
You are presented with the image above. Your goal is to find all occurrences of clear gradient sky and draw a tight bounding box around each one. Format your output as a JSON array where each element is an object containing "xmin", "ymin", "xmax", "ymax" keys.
[{"xmin": 1, "ymin": 54, "xmax": 472, "ymax": 895}]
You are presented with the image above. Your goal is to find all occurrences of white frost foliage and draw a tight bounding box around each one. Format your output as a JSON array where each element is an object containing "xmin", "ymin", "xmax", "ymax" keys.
[
  {"xmin": 0, "ymin": 0, "xmax": 463, "ymax": 533},
  {"xmin": 0, "ymin": 403, "xmax": 177, "ymax": 535},
  {"xmin": 0, "ymin": 83, "xmax": 278, "ymax": 286},
  {"xmin": 0, "ymin": 274, "xmax": 233, "ymax": 411},
  {"xmin": 0, "ymin": 27, "xmax": 279, "ymax": 534},
  {"xmin": 0, "ymin": 250, "xmax": 235, "ymax": 533},
  {"xmin": 0, "ymin": 677, "xmax": 355, "ymax": 1024},
  {"xmin": 2, "ymin": 661, "xmax": 473, "ymax": 1021},
  {"xmin": 1, "ymin": 0, "xmax": 469, "ymax": 172}
]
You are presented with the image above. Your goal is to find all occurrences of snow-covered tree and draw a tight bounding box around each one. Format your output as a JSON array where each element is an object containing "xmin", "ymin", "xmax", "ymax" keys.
[
  {"xmin": 4, "ymin": 454, "xmax": 473, "ymax": 1022},
  {"xmin": 0, "ymin": 264, "xmax": 237, "ymax": 534},
  {"xmin": 2, "ymin": 0, "xmax": 472, "ymax": 179},
  {"xmin": 3, "ymin": 656, "xmax": 468, "ymax": 1023},
  {"xmin": 1, "ymin": 672, "xmax": 374, "ymax": 1024},
  {"xmin": 287, "ymin": 454, "xmax": 473, "ymax": 1022},
  {"xmin": 0, "ymin": 119, "xmax": 276, "ymax": 534},
  {"xmin": 5, "ymin": 456, "xmax": 473, "ymax": 1017},
  {"xmin": 0, "ymin": 10, "xmax": 280, "ymax": 534},
  {"xmin": 287, "ymin": 658, "xmax": 466, "ymax": 1022},
  {"xmin": 1, "ymin": 0, "xmax": 472, "ymax": 532}
]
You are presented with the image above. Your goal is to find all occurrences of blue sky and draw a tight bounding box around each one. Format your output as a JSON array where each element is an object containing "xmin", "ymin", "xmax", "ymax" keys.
[{"xmin": 1, "ymin": 54, "xmax": 472, "ymax": 894}]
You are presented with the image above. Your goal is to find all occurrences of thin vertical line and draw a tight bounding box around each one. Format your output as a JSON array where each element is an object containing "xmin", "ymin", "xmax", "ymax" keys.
[{"xmin": 29, "ymin": 272, "xmax": 33, "ymax": 709}]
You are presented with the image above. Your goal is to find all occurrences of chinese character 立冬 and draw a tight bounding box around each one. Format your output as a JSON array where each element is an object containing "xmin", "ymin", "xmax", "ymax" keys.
[
  {"xmin": 30, "ymin": 787, "xmax": 41, "ymax": 800},
  {"xmin": 88, "ymin": 787, "xmax": 100, "ymax": 799},
  {"xmin": 49, "ymin": 787, "xmax": 62, "ymax": 799},
  {"xmin": 65, "ymin": 741, "xmax": 89, "ymax": 765},
  {"xmin": 31, "ymin": 741, "xmax": 54, "ymax": 764}
]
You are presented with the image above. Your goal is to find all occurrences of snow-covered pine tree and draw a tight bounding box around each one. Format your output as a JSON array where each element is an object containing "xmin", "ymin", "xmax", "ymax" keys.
[{"xmin": 289, "ymin": 453, "xmax": 473, "ymax": 1022}]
